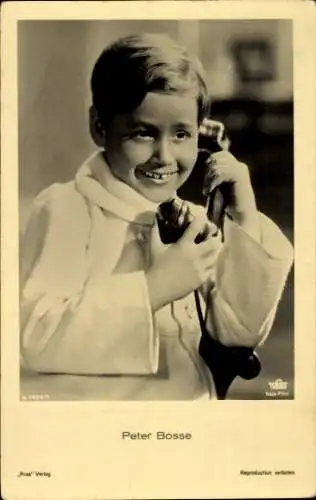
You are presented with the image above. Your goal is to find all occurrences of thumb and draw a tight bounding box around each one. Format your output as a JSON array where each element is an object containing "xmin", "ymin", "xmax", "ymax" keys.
[
  {"xmin": 150, "ymin": 218, "xmax": 162, "ymax": 248},
  {"xmin": 149, "ymin": 219, "xmax": 170, "ymax": 262}
]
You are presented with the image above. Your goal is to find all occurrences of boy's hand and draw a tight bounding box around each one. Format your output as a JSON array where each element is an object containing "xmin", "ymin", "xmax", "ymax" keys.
[
  {"xmin": 203, "ymin": 151, "xmax": 260, "ymax": 242},
  {"xmin": 145, "ymin": 216, "xmax": 221, "ymax": 312}
]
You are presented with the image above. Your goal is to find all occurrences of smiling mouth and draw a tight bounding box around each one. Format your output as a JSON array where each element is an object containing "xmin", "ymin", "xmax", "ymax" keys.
[{"xmin": 139, "ymin": 169, "xmax": 179, "ymax": 181}]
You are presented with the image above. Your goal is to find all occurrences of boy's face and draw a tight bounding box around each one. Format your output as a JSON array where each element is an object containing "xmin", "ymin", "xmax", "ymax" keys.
[{"xmin": 97, "ymin": 92, "xmax": 199, "ymax": 203}]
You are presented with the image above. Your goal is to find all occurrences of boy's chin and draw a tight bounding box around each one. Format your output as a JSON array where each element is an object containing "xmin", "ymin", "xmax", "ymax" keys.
[{"xmin": 139, "ymin": 186, "xmax": 177, "ymax": 204}]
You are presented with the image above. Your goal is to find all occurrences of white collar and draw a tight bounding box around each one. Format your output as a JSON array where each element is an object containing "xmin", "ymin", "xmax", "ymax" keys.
[{"xmin": 75, "ymin": 150, "xmax": 165, "ymax": 226}]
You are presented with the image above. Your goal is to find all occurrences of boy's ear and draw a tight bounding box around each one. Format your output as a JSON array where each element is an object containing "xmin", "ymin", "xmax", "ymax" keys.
[{"xmin": 89, "ymin": 106, "xmax": 106, "ymax": 148}]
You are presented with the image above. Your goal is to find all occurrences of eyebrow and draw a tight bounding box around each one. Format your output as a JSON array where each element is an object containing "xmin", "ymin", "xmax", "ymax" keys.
[
  {"xmin": 126, "ymin": 118, "xmax": 157, "ymax": 130},
  {"xmin": 126, "ymin": 118, "xmax": 195, "ymax": 130},
  {"xmin": 174, "ymin": 121, "xmax": 196, "ymax": 130}
]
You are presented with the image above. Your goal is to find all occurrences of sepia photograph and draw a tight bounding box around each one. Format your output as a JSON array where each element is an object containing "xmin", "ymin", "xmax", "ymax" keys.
[
  {"xmin": 2, "ymin": 2, "xmax": 315, "ymax": 499},
  {"xmin": 19, "ymin": 18, "xmax": 294, "ymax": 401}
]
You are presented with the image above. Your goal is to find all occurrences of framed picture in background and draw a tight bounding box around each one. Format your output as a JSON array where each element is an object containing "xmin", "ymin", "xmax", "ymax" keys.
[{"xmin": 231, "ymin": 37, "xmax": 275, "ymax": 82}]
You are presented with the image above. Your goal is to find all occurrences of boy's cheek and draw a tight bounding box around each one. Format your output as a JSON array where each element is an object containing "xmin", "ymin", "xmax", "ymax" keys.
[
  {"xmin": 176, "ymin": 140, "xmax": 198, "ymax": 165},
  {"xmin": 178, "ymin": 151, "xmax": 198, "ymax": 179},
  {"xmin": 185, "ymin": 142, "xmax": 198, "ymax": 168},
  {"xmin": 121, "ymin": 141, "xmax": 154, "ymax": 166}
]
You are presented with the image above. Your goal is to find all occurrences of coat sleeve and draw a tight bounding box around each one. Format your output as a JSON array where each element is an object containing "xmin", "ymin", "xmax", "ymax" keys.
[
  {"xmin": 20, "ymin": 184, "xmax": 159, "ymax": 375},
  {"xmin": 202, "ymin": 212, "xmax": 293, "ymax": 347}
]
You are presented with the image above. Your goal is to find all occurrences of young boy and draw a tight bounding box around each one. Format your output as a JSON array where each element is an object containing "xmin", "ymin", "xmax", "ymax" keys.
[{"xmin": 20, "ymin": 33, "xmax": 293, "ymax": 400}]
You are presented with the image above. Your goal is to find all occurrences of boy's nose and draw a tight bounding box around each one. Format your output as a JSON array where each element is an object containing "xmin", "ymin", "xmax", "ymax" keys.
[{"xmin": 154, "ymin": 138, "xmax": 174, "ymax": 166}]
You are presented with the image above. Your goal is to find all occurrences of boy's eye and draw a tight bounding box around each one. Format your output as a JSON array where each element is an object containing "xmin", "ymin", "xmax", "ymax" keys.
[
  {"xmin": 129, "ymin": 128, "xmax": 192, "ymax": 142},
  {"xmin": 132, "ymin": 130, "xmax": 154, "ymax": 140},
  {"xmin": 174, "ymin": 130, "xmax": 192, "ymax": 141}
]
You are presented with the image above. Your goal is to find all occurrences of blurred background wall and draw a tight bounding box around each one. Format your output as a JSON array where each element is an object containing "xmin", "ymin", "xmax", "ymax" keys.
[{"xmin": 18, "ymin": 20, "xmax": 293, "ymax": 399}]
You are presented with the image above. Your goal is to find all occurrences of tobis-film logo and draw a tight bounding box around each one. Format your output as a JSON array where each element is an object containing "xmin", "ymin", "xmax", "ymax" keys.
[{"xmin": 265, "ymin": 378, "xmax": 289, "ymax": 398}]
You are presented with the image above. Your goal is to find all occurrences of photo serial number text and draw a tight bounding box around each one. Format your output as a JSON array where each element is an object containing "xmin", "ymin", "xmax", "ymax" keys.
[{"xmin": 121, "ymin": 431, "xmax": 192, "ymax": 440}]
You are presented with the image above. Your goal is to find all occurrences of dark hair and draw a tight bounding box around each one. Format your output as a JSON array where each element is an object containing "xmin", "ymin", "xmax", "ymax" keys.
[{"xmin": 91, "ymin": 33, "xmax": 210, "ymax": 126}]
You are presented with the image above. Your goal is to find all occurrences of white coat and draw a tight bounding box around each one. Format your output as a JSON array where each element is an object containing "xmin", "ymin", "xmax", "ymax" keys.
[{"xmin": 20, "ymin": 151, "xmax": 293, "ymax": 400}]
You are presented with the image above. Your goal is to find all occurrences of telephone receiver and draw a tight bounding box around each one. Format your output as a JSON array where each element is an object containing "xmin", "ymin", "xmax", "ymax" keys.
[
  {"xmin": 156, "ymin": 119, "xmax": 261, "ymax": 399},
  {"xmin": 157, "ymin": 119, "xmax": 230, "ymax": 244}
]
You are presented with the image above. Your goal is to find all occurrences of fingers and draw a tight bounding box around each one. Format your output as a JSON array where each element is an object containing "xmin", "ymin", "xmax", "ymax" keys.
[
  {"xmin": 206, "ymin": 151, "xmax": 248, "ymax": 175},
  {"xmin": 180, "ymin": 216, "xmax": 206, "ymax": 244},
  {"xmin": 204, "ymin": 164, "xmax": 236, "ymax": 193},
  {"xmin": 206, "ymin": 220, "xmax": 219, "ymax": 237},
  {"xmin": 203, "ymin": 152, "xmax": 249, "ymax": 195},
  {"xmin": 179, "ymin": 211, "xmax": 221, "ymax": 245},
  {"xmin": 199, "ymin": 230, "xmax": 222, "ymax": 257},
  {"xmin": 200, "ymin": 119, "xmax": 225, "ymax": 142},
  {"xmin": 179, "ymin": 216, "xmax": 222, "ymax": 265}
]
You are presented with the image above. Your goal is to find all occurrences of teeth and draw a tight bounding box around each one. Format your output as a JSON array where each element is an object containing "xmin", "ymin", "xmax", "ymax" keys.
[{"xmin": 142, "ymin": 171, "xmax": 177, "ymax": 180}]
